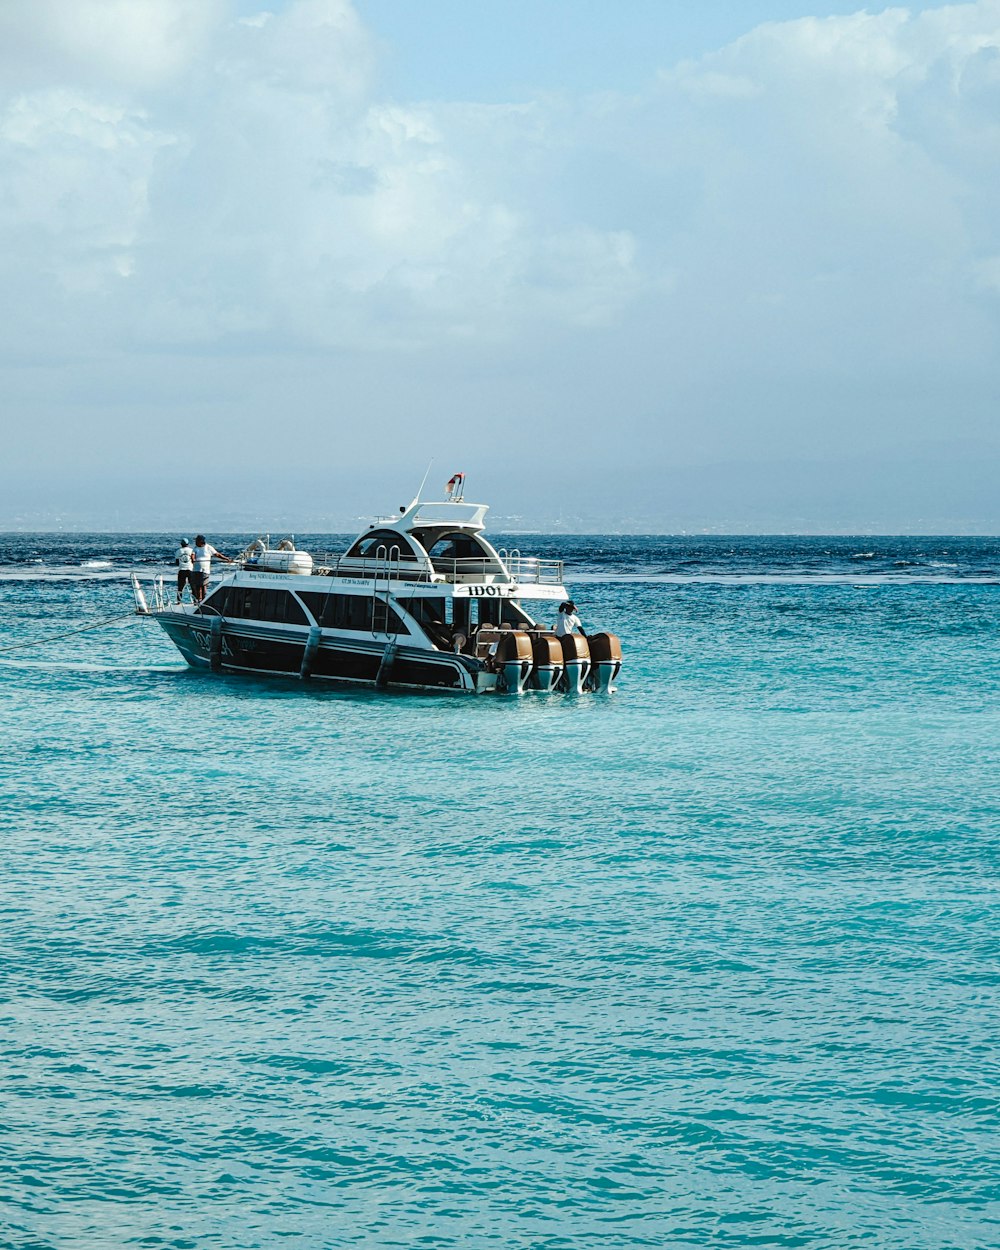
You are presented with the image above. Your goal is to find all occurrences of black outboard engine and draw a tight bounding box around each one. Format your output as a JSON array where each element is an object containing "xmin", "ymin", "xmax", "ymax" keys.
[{"xmin": 587, "ymin": 632, "xmax": 622, "ymax": 692}]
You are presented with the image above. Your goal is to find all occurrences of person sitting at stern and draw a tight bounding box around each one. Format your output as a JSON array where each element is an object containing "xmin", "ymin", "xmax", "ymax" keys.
[{"xmin": 555, "ymin": 600, "xmax": 586, "ymax": 638}]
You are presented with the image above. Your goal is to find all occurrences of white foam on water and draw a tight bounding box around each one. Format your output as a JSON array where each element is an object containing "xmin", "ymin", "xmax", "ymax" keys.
[
  {"xmin": 1, "ymin": 565, "xmax": 996, "ymax": 588},
  {"xmin": 0, "ymin": 566, "xmax": 168, "ymax": 582},
  {"xmin": 1, "ymin": 660, "xmax": 187, "ymax": 673},
  {"xmin": 568, "ymin": 572, "xmax": 1000, "ymax": 585}
]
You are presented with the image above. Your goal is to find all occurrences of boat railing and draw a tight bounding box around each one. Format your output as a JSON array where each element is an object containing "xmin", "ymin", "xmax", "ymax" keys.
[
  {"xmin": 429, "ymin": 556, "xmax": 506, "ymax": 582},
  {"xmin": 496, "ymin": 553, "xmax": 564, "ymax": 585},
  {"xmin": 309, "ymin": 552, "xmax": 426, "ymax": 579},
  {"xmin": 129, "ymin": 572, "xmax": 173, "ymax": 614},
  {"xmin": 300, "ymin": 551, "xmax": 564, "ymax": 585}
]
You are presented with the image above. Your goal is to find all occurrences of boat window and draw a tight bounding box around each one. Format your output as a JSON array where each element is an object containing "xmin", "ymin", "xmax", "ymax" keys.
[
  {"xmin": 299, "ymin": 591, "xmax": 406, "ymax": 634},
  {"xmin": 420, "ymin": 532, "xmax": 491, "ymax": 561},
  {"xmin": 405, "ymin": 597, "xmax": 447, "ymax": 628},
  {"xmin": 200, "ymin": 586, "xmax": 308, "ymax": 625},
  {"xmin": 499, "ymin": 600, "xmax": 534, "ymax": 627},
  {"xmin": 473, "ymin": 597, "xmax": 534, "ymax": 629},
  {"xmin": 396, "ymin": 596, "xmax": 453, "ymax": 647},
  {"xmin": 344, "ymin": 529, "xmax": 421, "ymax": 562},
  {"xmin": 198, "ymin": 586, "xmax": 231, "ymax": 616}
]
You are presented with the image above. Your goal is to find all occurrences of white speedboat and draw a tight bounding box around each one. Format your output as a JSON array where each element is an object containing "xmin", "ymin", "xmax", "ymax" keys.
[{"xmin": 132, "ymin": 474, "xmax": 622, "ymax": 695}]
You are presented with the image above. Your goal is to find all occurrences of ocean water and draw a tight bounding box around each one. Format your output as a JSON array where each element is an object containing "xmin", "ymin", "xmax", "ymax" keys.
[{"xmin": 1, "ymin": 534, "xmax": 998, "ymax": 1249}]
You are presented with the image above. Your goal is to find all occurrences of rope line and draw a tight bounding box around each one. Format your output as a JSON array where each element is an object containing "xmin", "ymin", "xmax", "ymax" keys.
[{"xmin": 0, "ymin": 611, "xmax": 137, "ymax": 655}]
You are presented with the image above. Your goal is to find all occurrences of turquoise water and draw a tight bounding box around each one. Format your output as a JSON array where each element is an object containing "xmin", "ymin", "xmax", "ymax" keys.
[{"xmin": 2, "ymin": 536, "xmax": 998, "ymax": 1248}]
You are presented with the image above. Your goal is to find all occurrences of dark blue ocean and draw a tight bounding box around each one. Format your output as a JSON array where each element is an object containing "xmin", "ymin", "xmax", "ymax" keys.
[{"xmin": 1, "ymin": 534, "xmax": 998, "ymax": 1249}]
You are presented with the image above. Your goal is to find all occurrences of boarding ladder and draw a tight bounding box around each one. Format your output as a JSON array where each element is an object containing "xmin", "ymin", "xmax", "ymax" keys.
[
  {"xmin": 372, "ymin": 545, "xmax": 400, "ymax": 687},
  {"xmin": 372, "ymin": 545, "xmax": 401, "ymax": 636}
]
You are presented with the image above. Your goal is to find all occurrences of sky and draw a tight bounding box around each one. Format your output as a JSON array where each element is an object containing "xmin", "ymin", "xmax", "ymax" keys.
[{"xmin": 1, "ymin": 0, "xmax": 999, "ymax": 532}]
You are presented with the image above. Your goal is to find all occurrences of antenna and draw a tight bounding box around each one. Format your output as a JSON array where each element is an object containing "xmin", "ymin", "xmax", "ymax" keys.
[{"xmin": 407, "ymin": 458, "xmax": 434, "ymax": 511}]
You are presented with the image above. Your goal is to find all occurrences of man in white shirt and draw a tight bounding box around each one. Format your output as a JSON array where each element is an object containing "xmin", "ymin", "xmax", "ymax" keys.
[
  {"xmin": 555, "ymin": 600, "xmax": 586, "ymax": 638},
  {"xmin": 191, "ymin": 534, "xmax": 233, "ymax": 602},
  {"xmin": 175, "ymin": 539, "xmax": 194, "ymax": 604}
]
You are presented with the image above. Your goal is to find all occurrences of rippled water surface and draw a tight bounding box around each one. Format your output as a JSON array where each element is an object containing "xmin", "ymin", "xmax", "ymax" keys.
[{"xmin": 2, "ymin": 534, "xmax": 999, "ymax": 1249}]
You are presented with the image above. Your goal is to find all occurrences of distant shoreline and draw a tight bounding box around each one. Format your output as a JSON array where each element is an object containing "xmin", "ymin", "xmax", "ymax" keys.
[{"xmin": 2, "ymin": 529, "xmax": 999, "ymax": 540}]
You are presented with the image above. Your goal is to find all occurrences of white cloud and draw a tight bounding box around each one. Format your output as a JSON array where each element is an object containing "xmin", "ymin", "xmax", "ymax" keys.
[
  {"xmin": 0, "ymin": 0, "xmax": 228, "ymax": 91},
  {"xmin": 637, "ymin": 4, "xmax": 1000, "ymax": 356},
  {"xmin": 974, "ymin": 254, "xmax": 1000, "ymax": 291},
  {"xmin": 0, "ymin": 0, "xmax": 643, "ymax": 350},
  {"xmin": 0, "ymin": 89, "xmax": 175, "ymax": 292},
  {"xmin": 1, "ymin": 0, "xmax": 1000, "ymax": 492}
]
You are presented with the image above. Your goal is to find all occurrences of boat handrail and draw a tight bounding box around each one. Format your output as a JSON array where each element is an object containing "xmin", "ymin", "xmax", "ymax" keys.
[
  {"xmin": 498, "ymin": 555, "xmax": 564, "ymax": 585},
  {"xmin": 372, "ymin": 545, "xmax": 400, "ymax": 635},
  {"xmin": 308, "ymin": 552, "xmax": 429, "ymax": 579},
  {"xmin": 430, "ymin": 556, "xmax": 505, "ymax": 581},
  {"xmin": 253, "ymin": 551, "xmax": 564, "ymax": 586}
]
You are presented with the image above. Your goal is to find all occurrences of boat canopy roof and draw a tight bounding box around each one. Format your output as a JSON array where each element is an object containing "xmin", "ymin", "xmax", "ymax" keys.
[
  {"xmin": 396, "ymin": 498, "xmax": 488, "ymax": 533},
  {"xmin": 352, "ymin": 496, "xmax": 492, "ymax": 558}
]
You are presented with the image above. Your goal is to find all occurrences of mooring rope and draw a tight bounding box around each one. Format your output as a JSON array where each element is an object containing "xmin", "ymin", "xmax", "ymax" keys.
[{"xmin": 0, "ymin": 611, "xmax": 138, "ymax": 655}]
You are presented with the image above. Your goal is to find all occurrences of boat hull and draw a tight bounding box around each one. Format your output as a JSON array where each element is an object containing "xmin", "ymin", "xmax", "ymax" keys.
[{"xmin": 156, "ymin": 614, "xmax": 477, "ymax": 693}]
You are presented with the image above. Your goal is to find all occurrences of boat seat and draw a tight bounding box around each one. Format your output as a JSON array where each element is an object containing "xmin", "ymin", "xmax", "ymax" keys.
[{"xmin": 473, "ymin": 627, "xmax": 500, "ymax": 662}]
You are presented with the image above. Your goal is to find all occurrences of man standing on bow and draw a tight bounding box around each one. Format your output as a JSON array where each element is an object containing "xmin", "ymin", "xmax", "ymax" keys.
[
  {"xmin": 175, "ymin": 538, "xmax": 194, "ymax": 604},
  {"xmin": 191, "ymin": 534, "xmax": 233, "ymax": 603}
]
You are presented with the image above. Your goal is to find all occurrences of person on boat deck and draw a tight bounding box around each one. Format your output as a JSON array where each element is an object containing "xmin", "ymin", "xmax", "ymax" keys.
[
  {"xmin": 191, "ymin": 534, "xmax": 233, "ymax": 603},
  {"xmin": 175, "ymin": 539, "xmax": 194, "ymax": 604},
  {"xmin": 555, "ymin": 600, "xmax": 586, "ymax": 638}
]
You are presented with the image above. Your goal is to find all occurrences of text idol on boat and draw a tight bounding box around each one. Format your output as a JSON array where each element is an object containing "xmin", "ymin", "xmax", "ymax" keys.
[{"xmin": 132, "ymin": 473, "xmax": 623, "ymax": 695}]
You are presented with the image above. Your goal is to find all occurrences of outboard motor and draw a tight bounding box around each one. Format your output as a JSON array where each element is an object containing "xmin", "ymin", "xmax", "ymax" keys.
[
  {"xmin": 559, "ymin": 633, "xmax": 591, "ymax": 694},
  {"xmin": 530, "ymin": 633, "xmax": 564, "ymax": 692},
  {"xmin": 496, "ymin": 631, "xmax": 533, "ymax": 695},
  {"xmin": 587, "ymin": 631, "xmax": 622, "ymax": 692}
]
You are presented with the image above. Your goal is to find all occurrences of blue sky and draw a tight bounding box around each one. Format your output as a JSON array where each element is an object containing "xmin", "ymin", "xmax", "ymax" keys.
[
  {"xmin": 354, "ymin": 0, "xmax": 953, "ymax": 98},
  {"xmin": 1, "ymin": 0, "xmax": 998, "ymax": 531}
]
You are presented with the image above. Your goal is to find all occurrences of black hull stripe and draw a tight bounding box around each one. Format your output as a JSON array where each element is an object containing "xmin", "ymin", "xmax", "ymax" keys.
[{"xmin": 159, "ymin": 620, "xmax": 473, "ymax": 691}]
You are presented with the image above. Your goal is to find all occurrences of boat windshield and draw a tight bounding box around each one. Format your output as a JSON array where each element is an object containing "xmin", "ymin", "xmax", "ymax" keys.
[
  {"xmin": 344, "ymin": 529, "xmax": 422, "ymax": 561},
  {"xmin": 411, "ymin": 530, "xmax": 504, "ymax": 576}
]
